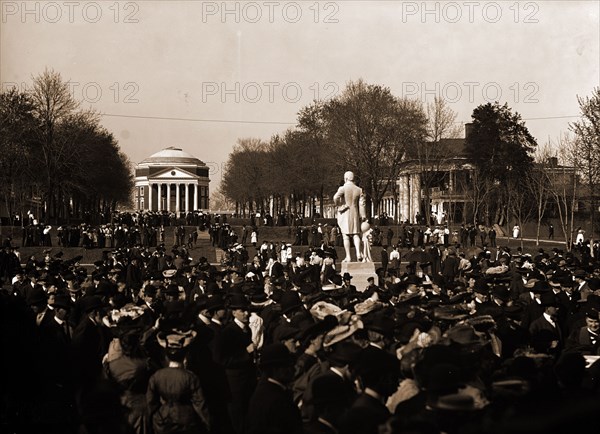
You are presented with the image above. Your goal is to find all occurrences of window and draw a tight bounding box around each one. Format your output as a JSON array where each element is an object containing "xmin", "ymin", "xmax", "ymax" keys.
[{"xmin": 140, "ymin": 186, "xmax": 144, "ymax": 196}]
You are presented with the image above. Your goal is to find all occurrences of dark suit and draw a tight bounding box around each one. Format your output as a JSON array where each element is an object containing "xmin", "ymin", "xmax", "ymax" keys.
[
  {"xmin": 215, "ymin": 321, "xmax": 257, "ymax": 434},
  {"xmin": 566, "ymin": 326, "xmax": 600, "ymax": 354},
  {"xmin": 529, "ymin": 314, "xmax": 563, "ymax": 352},
  {"xmin": 39, "ymin": 316, "xmax": 72, "ymax": 387},
  {"xmin": 71, "ymin": 316, "xmax": 108, "ymax": 386},
  {"xmin": 441, "ymin": 255, "xmax": 460, "ymax": 282},
  {"xmin": 187, "ymin": 321, "xmax": 233, "ymax": 434},
  {"xmin": 245, "ymin": 377, "xmax": 303, "ymax": 434},
  {"xmin": 339, "ymin": 393, "xmax": 390, "ymax": 434}
]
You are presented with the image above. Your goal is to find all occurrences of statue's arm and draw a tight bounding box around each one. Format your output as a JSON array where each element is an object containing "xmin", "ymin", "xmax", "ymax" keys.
[{"xmin": 359, "ymin": 191, "xmax": 367, "ymax": 220}]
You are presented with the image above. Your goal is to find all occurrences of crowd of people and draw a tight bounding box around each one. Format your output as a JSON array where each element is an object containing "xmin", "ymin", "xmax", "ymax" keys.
[{"xmin": 2, "ymin": 227, "xmax": 600, "ymax": 434}]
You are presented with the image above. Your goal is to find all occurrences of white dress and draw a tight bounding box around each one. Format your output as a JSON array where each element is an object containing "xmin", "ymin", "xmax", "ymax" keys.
[{"xmin": 512, "ymin": 226, "xmax": 520, "ymax": 239}]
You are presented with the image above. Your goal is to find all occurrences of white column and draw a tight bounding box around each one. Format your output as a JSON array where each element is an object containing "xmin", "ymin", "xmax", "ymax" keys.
[
  {"xmin": 185, "ymin": 183, "xmax": 190, "ymax": 212},
  {"xmin": 157, "ymin": 183, "xmax": 162, "ymax": 211},
  {"xmin": 166, "ymin": 183, "xmax": 171, "ymax": 212},
  {"xmin": 148, "ymin": 183, "xmax": 153, "ymax": 211},
  {"xmin": 175, "ymin": 183, "xmax": 180, "ymax": 214},
  {"xmin": 194, "ymin": 184, "xmax": 199, "ymax": 210}
]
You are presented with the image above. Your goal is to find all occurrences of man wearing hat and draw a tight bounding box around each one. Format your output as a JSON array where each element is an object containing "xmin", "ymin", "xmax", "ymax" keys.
[
  {"xmin": 71, "ymin": 295, "xmax": 109, "ymax": 387},
  {"xmin": 207, "ymin": 294, "xmax": 227, "ymax": 334},
  {"xmin": 565, "ymin": 307, "xmax": 600, "ymax": 354},
  {"xmin": 338, "ymin": 349, "xmax": 399, "ymax": 434},
  {"xmin": 214, "ymin": 294, "xmax": 257, "ymax": 434},
  {"xmin": 27, "ymin": 286, "xmax": 54, "ymax": 327},
  {"xmin": 574, "ymin": 269, "xmax": 592, "ymax": 301},
  {"xmin": 301, "ymin": 341, "xmax": 361, "ymax": 422},
  {"xmin": 303, "ymin": 373, "xmax": 350, "ymax": 434},
  {"xmin": 529, "ymin": 292, "xmax": 563, "ymax": 354},
  {"xmin": 39, "ymin": 294, "xmax": 73, "ymax": 388},
  {"xmin": 245, "ymin": 343, "xmax": 303, "ymax": 434},
  {"xmin": 295, "ymin": 316, "xmax": 339, "ymax": 387}
]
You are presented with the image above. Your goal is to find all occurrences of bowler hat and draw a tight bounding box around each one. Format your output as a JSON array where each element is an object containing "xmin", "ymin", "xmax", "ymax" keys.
[
  {"xmin": 50, "ymin": 294, "xmax": 71, "ymax": 310},
  {"xmin": 279, "ymin": 290, "xmax": 303, "ymax": 314},
  {"xmin": 228, "ymin": 294, "xmax": 249, "ymax": 310},
  {"xmin": 531, "ymin": 281, "xmax": 551, "ymax": 294},
  {"xmin": 539, "ymin": 292, "xmax": 559, "ymax": 307},
  {"xmin": 80, "ymin": 295, "xmax": 105, "ymax": 313},
  {"xmin": 273, "ymin": 324, "xmax": 300, "ymax": 342},
  {"xmin": 585, "ymin": 307, "xmax": 600, "ymax": 320},
  {"xmin": 26, "ymin": 287, "xmax": 48, "ymax": 306},
  {"xmin": 206, "ymin": 294, "xmax": 225, "ymax": 312},
  {"xmin": 325, "ymin": 341, "xmax": 362, "ymax": 366}
]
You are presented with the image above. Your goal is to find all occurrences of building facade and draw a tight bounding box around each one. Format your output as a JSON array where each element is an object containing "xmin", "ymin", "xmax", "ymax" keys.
[{"xmin": 134, "ymin": 147, "xmax": 210, "ymax": 212}]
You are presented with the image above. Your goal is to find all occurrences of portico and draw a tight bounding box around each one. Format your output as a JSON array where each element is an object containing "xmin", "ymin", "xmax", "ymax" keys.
[{"xmin": 134, "ymin": 147, "xmax": 210, "ymax": 212}]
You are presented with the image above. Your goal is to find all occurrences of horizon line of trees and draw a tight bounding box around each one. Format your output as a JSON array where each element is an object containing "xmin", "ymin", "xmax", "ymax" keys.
[
  {"xmin": 221, "ymin": 80, "xmax": 460, "ymax": 222},
  {"xmin": 220, "ymin": 79, "xmax": 600, "ymax": 253},
  {"xmin": 0, "ymin": 68, "xmax": 133, "ymax": 225}
]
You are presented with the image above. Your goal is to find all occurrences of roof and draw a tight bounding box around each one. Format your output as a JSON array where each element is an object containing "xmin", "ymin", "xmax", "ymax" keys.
[
  {"xmin": 404, "ymin": 139, "xmax": 467, "ymax": 161},
  {"xmin": 139, "ymin": 147, "xmax": 206, "ymax": 166}
]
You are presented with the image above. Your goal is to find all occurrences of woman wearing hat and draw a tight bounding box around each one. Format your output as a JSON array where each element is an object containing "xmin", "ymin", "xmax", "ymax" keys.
[{"xmin": 147, "ymin": 329, "xmax": 211, "ymax": 434}]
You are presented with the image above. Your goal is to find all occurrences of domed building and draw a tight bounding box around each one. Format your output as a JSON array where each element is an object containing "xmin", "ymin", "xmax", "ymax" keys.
[{"xmin": 134, "ymin": 147, "xmax": 210, "ymax": 213}]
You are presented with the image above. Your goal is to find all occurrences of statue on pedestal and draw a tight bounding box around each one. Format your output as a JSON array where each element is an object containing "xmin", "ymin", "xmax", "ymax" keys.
[{"xmin": 333, "ymin": 171, "xmax": 367, "ymax": 263}]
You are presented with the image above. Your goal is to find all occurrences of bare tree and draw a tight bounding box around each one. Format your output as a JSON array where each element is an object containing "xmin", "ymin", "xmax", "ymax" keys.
[
  {"xmin": 418, "ymin": 97, "xmax": 463, "ymax": 225},
  {"xmin": 570, "ymin": 88, "xmax": 600, "ymax": 241},
  {"xmin": 546, "ymin": 134, "xmax": 579, "ymax": 251},
  {"xmin": 323, "ymin": 79, "xmax": 427, "ymax": 217},
  {"xmin": 528, "ymin": 143, "xmax": 554, "ymax": 245}
]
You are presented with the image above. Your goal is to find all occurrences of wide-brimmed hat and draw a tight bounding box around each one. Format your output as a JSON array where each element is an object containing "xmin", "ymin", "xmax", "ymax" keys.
[
  {"xmin": 157, "ymin": 328, "xmax": 197, "ymax": 349},
  {"xmin": 430, "ymin": 393, "xmax": 478, "ymax": 412},
  {"xmin": 445, "ymin": 324, "xmax": 487, "ymax": 346},
  {"xmin": 259, "ymin": 343, "xmax": 295, "ymax": 368},
  {"xmin": 102, "ymin": 304, "xmax": 147, "ymax": 328},
  {"xmin": 300, "ymin": 315, "xmax": 339, "ymax": 343},
  {"xmin": 323, "ymin": 315, "xmax": 363, "ymax": 347},
  {"xmin": 162, "ymin": 269, "xmax": 177, "ymax": 279}
]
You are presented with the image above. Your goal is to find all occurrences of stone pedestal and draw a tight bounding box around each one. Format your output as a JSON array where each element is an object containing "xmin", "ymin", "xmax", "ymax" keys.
[{"xmin": 340, "ymin": 261, "xmax": 377, "ymax": 292}]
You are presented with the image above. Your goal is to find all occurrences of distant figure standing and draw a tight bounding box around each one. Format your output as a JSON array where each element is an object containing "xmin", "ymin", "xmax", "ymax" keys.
[
  {"xmin": 333, "ymin": 171, "xmax": 367, "ymax": 263},
  {"xmin": 513, "ymin": 225, "xmax": 520, "ymax": 239},
  {"xmin": 548, "ymin": 223, "xmax": 554, "ymax": 240},
  {"xmin": 576, "ymin": 227, "xmax": 585, "ymax": 245}
]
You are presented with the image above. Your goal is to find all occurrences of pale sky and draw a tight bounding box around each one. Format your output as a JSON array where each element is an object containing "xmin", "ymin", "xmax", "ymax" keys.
[{"xmin": 1, "ymin": 1, "xmax": 599, "ymax": 190}]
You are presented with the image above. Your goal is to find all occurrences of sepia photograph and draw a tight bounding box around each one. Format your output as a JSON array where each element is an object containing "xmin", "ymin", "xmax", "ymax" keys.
[{"xmin": 1, "ymin": 1, "xmax": 600, "ymax": 433}]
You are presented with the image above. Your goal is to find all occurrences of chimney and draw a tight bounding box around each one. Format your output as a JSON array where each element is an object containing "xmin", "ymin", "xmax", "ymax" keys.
[{"xmin": 465, "ymin": 123, "xmax": 473, "ymax": 140}]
